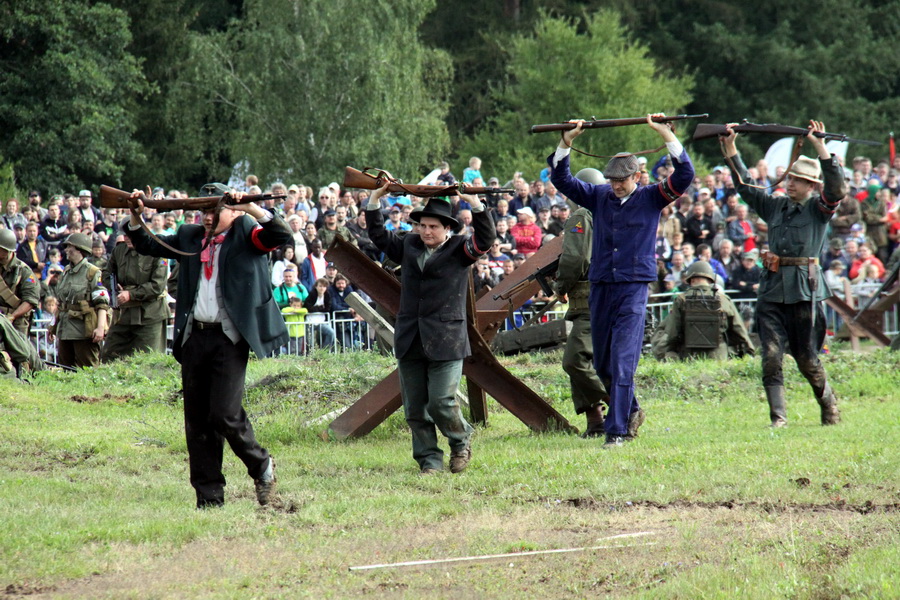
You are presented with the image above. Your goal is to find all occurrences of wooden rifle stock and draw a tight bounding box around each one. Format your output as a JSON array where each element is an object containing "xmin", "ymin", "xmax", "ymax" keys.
[
  {"xmin": 343, "ymin": 167, "xmax": 513, "ymax": 197},
  {"xmin": 99, "ymin": 185, "xmax": 286, "ymax": 211},
  {"xmin": 693, "ymin": 122, "xmax": 882, "ymax": 146},
  {"xmin": 529, "ymin": 113, "xmax": 708, "ymax": 134}
]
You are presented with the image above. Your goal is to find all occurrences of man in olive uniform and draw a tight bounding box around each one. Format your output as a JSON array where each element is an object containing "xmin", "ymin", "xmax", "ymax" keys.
[
  {"xmin": 554, "ymin": 168, "xmax": 610, "ymax": 438},
  {"xmin": 655, "ymin": 261, "xmax": 754, "ymax": 360},
  {"xmin": 0, "ymin": 315, "xmax": 44, "ymax": 376},
  {"xmin": 317, "ymin": 209, "xmax": 357, "ymax": 250},
  {"xmin": 720, "ymin": 121, "xmax": 842, "ymax": 427},
  {"xmin": 101, "ymin": 224, "xmax": 170, "ymax": 361},
  {"xmin": 0, "ymin": 229, "xmax": 41, "ymax": 337},
  {"xmin": 49, "ymin": 233, "xmax": 110, "ymax": 368}
]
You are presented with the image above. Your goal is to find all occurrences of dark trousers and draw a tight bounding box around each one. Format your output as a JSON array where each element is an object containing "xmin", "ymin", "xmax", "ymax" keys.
[
  {"xmin": 397, "ymin": 336, "xmax": 472, "ymax": 471},
  {"xmin": 757, "ymin": 299, "xmax": 828, "ymax": 395},
  {"xmin": 589, "ymin": 282, "xmax": 647, "ymax": 436},
  {"xmin": 58, "ymin": 339, "xmax": 100, "ymax": 368},
  {"xmin": 180, "ymin": 327, "xmax": 269, "ymax": 504},
  {"xmin": 101, "ymin": 320, "xmax": 167, "ymax": 362}
]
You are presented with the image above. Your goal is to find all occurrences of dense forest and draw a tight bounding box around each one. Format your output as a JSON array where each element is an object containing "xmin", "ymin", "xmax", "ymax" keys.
[{"xmin": 2, "ymin": 0, "xmax": 899, "ymax": 195}]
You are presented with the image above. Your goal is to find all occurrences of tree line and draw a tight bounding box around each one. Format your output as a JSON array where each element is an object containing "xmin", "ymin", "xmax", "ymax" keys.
[{"xmin": 2, "ymin": 0, "xmax": 898, "ymax": 197}]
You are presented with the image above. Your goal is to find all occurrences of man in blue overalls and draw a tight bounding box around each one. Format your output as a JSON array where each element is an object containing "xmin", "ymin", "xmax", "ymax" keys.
[{"xmin": 550, "ymin": 114, "xmax": 695, "ymax": 446}]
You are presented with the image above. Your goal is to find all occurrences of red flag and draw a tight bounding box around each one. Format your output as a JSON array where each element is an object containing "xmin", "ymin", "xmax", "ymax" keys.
[{"xmin": 890, "ymin": 132, "xmax": 896, "ymax": 166}]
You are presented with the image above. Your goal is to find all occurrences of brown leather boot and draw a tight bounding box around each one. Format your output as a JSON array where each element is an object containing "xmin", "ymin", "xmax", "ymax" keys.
[{"xmin": 817, "ymin": 384, "xmax": 841, "ymax": 425}]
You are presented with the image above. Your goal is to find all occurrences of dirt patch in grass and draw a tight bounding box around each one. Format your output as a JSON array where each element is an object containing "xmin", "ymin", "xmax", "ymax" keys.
[
  {"xmin": 69, "ymin": 393, "xmax": 134, "ymax": 404},
  {"xmin": 15, "ymin": 504, "xmax": 897, "ymax": 599}
]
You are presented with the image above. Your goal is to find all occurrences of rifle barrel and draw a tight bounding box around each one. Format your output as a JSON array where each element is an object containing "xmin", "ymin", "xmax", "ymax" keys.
[
  {"xmin": 529, "ymin": 113, "xmax": 709, "ymax": 134},
  {"xmin": 693, "ymin": 122, "xmax": 882, "ymax": 146},
  {"xmin": 99, "ymin": 185, "xmax": 285, "ymax": 211}
]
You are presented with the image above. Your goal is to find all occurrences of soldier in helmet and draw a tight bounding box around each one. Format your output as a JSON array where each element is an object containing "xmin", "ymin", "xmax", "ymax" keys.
[
  {"xmin": 654, "ymin": 261, "xmax": 754, "ymax": 361},
  {"xmin": 555, "ymin": 168, "xmax": 609, "ymax": 438},
  {"xmin": 100, "ymin": 220, "xmax": 170, "ymax": 362},
  {"xmin": 549, "ymin": 114, "xmax": 695, "ymax": 446},
  {"xmin": 49, "ymin": 233, "xmax": 110, "ymax": 368},
  {"xmin": 0, "ymin": 228, "xmax": 41, "ymax": 338},
  {"xmin": 721, "ymin": 121, "xmax": 843, "ymax": 427},
  {"xmin": 0, "ymin": 228, "xmax": 41, "ymax": 374}
]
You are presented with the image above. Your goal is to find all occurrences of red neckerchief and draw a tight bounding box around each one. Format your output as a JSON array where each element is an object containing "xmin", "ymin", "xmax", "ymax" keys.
[{"xmin": 201, "ymin": 233, "xmax": 227, "ymax": 280}]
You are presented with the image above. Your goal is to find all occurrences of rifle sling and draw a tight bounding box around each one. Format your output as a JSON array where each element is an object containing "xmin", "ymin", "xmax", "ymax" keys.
[
  {"xmin": 559, "ymin": 120, "xmax": 682, "ymax": 160},
  {"xmin": 720, "ymin": 136, "xmax": 805, "ymax": 192},
  {"xmin": 130, "ymin": 207, "xmax": 198, "ymax": 257},
  {"xmin": 0, "ymin": 272, "xmax": 22, "ymax": 310}
]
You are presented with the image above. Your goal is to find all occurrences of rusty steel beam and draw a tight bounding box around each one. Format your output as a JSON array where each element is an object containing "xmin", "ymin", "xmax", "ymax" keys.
[
  {"xmin": 326, "ymin": 371, "xmax": 403, "ymax": 440},
  {"xmin": 825, "ymin": 296, "xmax": 891, "ymax": 346},
  {"xmin": 464, "ymin": 321, "xmax": 576, "ymax": 433},
  {"xmin": 324, "ymin": 231, "xmax": 574, "ymax": 437},
  {"xmin": 327, "ymin": 236, "xmax": 401, "ymax": 314}
]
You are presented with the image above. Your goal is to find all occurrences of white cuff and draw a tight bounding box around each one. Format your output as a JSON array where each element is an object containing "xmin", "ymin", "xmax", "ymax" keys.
[
  {"xmin": 256, "ymin": 211, "xmax": 273, "ymax": 224},
  {"xmin": 666, "ymin": 140, "xmax": 684, "ymax": 159},
  {"xmin": 553, "ymin": 145, "xmax": 571, "ymax": 168}
]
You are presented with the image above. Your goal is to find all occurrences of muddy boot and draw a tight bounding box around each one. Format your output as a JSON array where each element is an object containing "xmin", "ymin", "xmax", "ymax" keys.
[
  {"xmin": 816, "ymin": 383, "xmax": 841, "ymax": 425},
  {"xmin": 765, "ymin": 385, "xmax": 787, "ymax": 427}
]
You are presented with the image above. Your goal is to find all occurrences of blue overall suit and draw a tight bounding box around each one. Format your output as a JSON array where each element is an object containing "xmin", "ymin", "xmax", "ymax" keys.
[{"xmin": 549, "ymin": 150, "xmax": 694, "ymax": 436}]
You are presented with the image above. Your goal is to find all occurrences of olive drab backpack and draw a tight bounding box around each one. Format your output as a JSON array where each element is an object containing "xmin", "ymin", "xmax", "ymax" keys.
[{"xmin": 682, "ymin": 287, "xmax": 724, "ymax": 350}]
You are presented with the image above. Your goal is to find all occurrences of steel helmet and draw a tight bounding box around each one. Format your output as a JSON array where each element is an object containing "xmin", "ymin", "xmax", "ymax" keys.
[
  {"xmin": 685, "ymin": 260, "xmax": 716, "ymax": 283},
  {"xmin": 64, "ymin": 233, "xmax": 93, "ymax": 255},
  {"xmin": 0, "ymin": 229, "xmax": 17, "ymax": 252},
  {"xmin": 574, "ymin": 168, "xmax": 606, "ymax": 185}
]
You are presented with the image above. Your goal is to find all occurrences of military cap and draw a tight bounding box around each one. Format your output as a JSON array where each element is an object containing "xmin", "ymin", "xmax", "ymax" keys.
[{"xmin": 201, "ymin": 182, "xmax": 231, "ymax": 196}]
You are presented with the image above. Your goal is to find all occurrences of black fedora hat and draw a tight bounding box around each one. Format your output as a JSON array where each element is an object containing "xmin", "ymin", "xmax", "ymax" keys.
[{"xmin": 418, "ymin": 197, "xmax": 458, "ymax": 228}]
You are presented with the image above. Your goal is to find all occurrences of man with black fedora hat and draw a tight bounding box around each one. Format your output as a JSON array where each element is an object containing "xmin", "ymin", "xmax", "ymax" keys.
[
  {"xmin": 365, "ymin": 186, "xmax": 495, "ymax": 474},
  {"xmin": 549, "ymin": 113, "xmax": 695, "ymax": 447},
  {"xmin": 720, "ymin": 121, "xmax": 843, "ymax": 428},
  {"xmin": 126, "ymin": 183, "xmax": 291, "ymax": 508}
]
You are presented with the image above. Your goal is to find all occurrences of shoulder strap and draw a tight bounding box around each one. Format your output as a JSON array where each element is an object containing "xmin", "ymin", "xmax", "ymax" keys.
[{"xmin": 0, "ymin": 274, "xmax": 22, "ymax": 309}]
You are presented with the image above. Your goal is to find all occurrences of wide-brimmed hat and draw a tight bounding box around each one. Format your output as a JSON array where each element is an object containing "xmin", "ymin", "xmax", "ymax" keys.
[
  {"xmin": 603, "ymin": 153, "xmax": 640, "ymax": 179},
  {"xmin": 418, "ymin": 197, "xmax": 457, "ymax": 228},
  {"xmin": 787, "ymin": 156, "xmax": 822, "ymax": 184}
]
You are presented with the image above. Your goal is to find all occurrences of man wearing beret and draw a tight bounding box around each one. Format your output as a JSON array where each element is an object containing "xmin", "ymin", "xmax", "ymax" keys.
[
  {"xmin": 550, "ymin": 114, "xmax": 695, "ymax": 446},
  {"xmin": 365, "ymin": 185, "xmax": 495, "ymax": 474},
  {"xmin": 720, "ymin": 121, "xmax": 843, "ymax": 428},
  {"xmin": 127, "ymin": 183, "xmax": 291, "ymax": 508}
]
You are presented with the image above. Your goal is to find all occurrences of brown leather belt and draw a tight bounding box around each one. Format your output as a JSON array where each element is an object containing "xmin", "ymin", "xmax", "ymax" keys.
[
  {"xmin": 761, "ymin": 252, "xmax": 818, "ymax": 273},
  {"xmin": 194, "ymin": 320, "xmax": 222, "ymax": 330}
]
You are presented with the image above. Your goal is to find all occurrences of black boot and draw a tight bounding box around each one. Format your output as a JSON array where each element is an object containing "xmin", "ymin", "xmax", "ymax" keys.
[
  {"xmin": 816, "ymin": 383, "xmax": 841, "ymax": 425},
  {"xmin": 765, "ymin": 386, "xmax": 787, "ymax": 427}
]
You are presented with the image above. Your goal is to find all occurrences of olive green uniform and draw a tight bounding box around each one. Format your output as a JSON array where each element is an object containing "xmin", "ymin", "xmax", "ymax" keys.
[
  {"xmin": 101, "ymin": 243, "xmax": 170, "ymax": 361},
  {"xmin": 0, "ymin": 315, "xmax": 43, "ymax": 375},
  {"xmin": 554, "ymin": 207, "xmax": 608, "ymax": 414},
  {"xmin": 0, "ymin": 255, "xmax": 40, "ymax": 336},
  {"xmin": 54, "ymin": 259, "xmax": 110, "ymax": 368},
  {"xmin": 317, "ymin": 225, "xmax": 357, "ymax": 250},
  {"xmin": 657, "ymin": 282, "xmax": 754, "ymax": 360}
]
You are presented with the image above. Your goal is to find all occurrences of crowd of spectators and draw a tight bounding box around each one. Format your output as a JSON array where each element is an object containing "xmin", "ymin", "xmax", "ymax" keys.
[{"xmin": 4, "ymin": 151, "xmax": 900, "ymax": 363}]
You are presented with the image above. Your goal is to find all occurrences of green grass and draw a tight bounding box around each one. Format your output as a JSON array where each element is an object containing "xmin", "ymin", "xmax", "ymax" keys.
[{"xmin": 1, "ymin": 347, "xmax": 898, "ymax": 598}]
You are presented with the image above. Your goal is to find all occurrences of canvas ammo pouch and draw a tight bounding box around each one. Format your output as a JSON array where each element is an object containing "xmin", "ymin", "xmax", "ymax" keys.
[{"xmin": 683, "ymin": 289, "xmax": 723, "ymax": 350}]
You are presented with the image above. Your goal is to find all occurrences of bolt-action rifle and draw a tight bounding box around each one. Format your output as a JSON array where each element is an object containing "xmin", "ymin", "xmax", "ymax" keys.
[
  {"xmin": 693, "ymin": 121, "xmax": 882, "ymax": 146},
  {"xmin": 343, "ymin": 167, "xmax": 513, "ymax": 198},
  {"xmin": 99, "ymin": 185, "xmax": 286, "ymax": 211},
  {"xmin": 529, "ymin": 114, "xmax": 708, "ymax": 134}
]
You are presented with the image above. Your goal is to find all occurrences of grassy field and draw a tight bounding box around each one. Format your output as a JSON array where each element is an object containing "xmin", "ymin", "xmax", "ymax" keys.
[{"xmin": 1, "ymin": 346, "xmax": 898, "ymax": 599}]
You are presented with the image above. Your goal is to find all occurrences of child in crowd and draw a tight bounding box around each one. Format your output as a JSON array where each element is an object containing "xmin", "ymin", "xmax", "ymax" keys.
[{"xmin": 281, "ymin": 296, "xmax": 308, "ymax": 355}]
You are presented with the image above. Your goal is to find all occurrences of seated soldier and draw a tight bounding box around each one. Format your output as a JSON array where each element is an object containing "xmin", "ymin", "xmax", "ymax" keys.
[{"xmin": 652, "ymin": 261, "xmax": 755, "ymax": 360}]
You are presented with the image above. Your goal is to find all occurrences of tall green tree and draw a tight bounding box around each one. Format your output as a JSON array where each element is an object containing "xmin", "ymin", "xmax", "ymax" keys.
[
  {"xmin": 167, "ymin": 0, "xmax": 453, "ymax": 187},
  {"xmin": 611, "ymin": 0, "xmax": 900, "ymax": 162},
  {"xmin": 0, "ymin": 1, "xmax": 148, "ymax": 194},
  {"xmin": 458, "ymin": 11, "xmax": 694, "ymax": 181}
]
